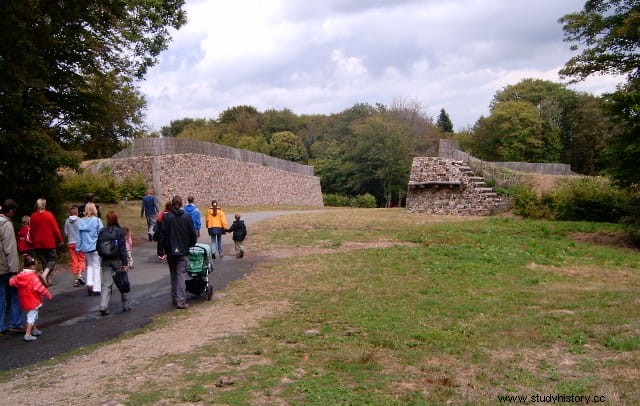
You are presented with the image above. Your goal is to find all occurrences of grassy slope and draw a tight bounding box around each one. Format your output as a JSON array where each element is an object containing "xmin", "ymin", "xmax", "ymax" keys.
[{"xmin": 122, "ymin": 208, "xmax": 640, "ymax": 405}]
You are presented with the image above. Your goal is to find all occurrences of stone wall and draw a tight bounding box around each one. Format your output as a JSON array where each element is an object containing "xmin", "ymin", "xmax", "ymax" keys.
[
  {"xmin": 113, "ymin": 138, "xmax": 315, "ymax": 177},
  {"xmin": 89, "ymin": 153, "xmax": 324, "ymax": 207},
  {"xmin": 406, "ymin": 157, "xmax": 511, "ymax": 216}
]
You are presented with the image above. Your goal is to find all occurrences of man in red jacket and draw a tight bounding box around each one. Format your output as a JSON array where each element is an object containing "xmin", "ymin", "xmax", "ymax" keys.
[{"xmin": 30, "ymin": 198, "xmax": 64, "ymax": 286}]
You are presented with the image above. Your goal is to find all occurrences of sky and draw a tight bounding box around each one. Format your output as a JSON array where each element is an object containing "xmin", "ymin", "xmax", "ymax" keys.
[{"xmin": 140, "ymin": 0, "xmax": 623, "ymax": 132}]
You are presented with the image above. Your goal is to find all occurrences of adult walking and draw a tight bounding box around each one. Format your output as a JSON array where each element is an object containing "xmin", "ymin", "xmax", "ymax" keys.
[
  {"xmin": 205, "ymin": 200, "xmax": 228, "ymax": 259},
  {"xmin": 0, "ymin": 199, "xmax": 25, "ymax": 334},
  {"xmin": 30, "ymin": 198, "xmax": 64, "ymax": 286},
  {"xmin": 141, "ymin": 188, "xmax": 160, "ymax": 241},
  {"xmin": 98, "ymin": 211, "xmax": 131, "ymax": 315},
  {"xmin": 158, "ymin": 195, "xmax": 197, "ymax": 309},
  {"xmin": 184, "ymin": 196, "xmax": 202, "ymax": 238},
  {"xmin": 77, "ymin": 203, "xmax": 103, "ymax": 296}
]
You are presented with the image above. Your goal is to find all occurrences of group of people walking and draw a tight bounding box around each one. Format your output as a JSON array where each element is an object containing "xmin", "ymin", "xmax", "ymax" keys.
[
  {"xmin": 1, "ymin": 191, "xmax": 247, "ymax": 342},
  {"xmin": 0, "ymin": 196, "xmax": 134, "ymax": 341},
  {"xmin": 149, "ymin": 193, "xmax": 247, "ymax": 309}
]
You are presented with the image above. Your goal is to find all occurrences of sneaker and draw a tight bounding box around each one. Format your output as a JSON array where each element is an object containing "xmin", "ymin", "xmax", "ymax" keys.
[
  {"xmin": 99, "ymin": 309, "xmax": 110, "ymax": 316},
  {"xmin": 24, "ymin": 334, "xmax": 37, "ymax": 341},
  {"xmin": 238, "ymin": 250, "xmax": 244, "ymax": 258},
  {"xmin": 31, "ymin": 329, "xmax": 42, "ymax": 336},
  {"xmin": 176, "ymin": 303, "xmax": 189, "ymax": 309},
  {"xmin": 148, "ymin": 233, "xmax": 153, "ymax": 241},
  {"xmin": 122, "ymin": 305, "xmax": 132, "ymax": 312},
  {"xmin": 76, "ymin": 277, "xmax": 86, "ymax": 285},
  {"xmin": 211, "ymin": 253, "xmax": 216, "ymax": 259}
]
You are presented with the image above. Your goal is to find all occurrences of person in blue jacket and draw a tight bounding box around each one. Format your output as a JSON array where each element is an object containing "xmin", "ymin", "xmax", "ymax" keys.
[
  {"xmin": 184, "ymin": 196, "xmax": 202, "ymax": 238},
  {"xmin": 141, "ymin": 188, "xmax": 160, "ymax": 241}
]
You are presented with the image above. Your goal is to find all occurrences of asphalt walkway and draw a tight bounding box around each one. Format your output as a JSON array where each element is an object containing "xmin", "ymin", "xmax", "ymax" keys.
[{"xmin": 0, "ymin": 210, "xmax": 312, "ymax": 371}]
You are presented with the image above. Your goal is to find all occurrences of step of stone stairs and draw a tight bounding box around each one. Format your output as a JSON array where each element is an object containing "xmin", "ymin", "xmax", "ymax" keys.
[
  {"xmin": 468, "ymin": 176, "xmax": 485, "ymax": 181},
  {"xmin": 476, "ymin": 187, "xmax": 494, "ymax": 193}
]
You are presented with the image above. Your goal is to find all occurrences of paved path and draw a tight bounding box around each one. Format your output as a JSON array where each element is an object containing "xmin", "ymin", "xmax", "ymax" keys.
[{"xmin": 0, "ymin": 210, "xmax": 313, "ymax": 371}]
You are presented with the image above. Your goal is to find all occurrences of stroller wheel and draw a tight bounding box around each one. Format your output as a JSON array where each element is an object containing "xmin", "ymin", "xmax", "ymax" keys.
[{"xmin": 207, "ymin": 284, "xmax": 213, "ymax": 301}]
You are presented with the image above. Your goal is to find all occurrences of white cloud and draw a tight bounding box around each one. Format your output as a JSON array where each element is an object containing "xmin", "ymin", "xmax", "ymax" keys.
[{"xmin": 140, "ymin": 0, "xmax": 621, "ymax": 132}]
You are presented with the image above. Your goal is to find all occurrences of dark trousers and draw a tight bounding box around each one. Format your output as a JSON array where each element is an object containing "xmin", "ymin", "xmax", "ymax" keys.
[{"xmin": 167, "ymin": 255, "xmax": 188, "ymax": 306}]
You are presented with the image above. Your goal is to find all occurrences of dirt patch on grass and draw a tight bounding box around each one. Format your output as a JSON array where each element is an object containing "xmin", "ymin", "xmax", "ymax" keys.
[
  {"xmin": 570, "ymin": 231, "xmax": 638, "ymax": 250},
  {"xmin": 253, "ymin": 241, "xmax": 417, "ymax": 260}
]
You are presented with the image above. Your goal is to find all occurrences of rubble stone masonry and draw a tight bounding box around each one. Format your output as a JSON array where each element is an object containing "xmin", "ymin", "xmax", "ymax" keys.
[
  {"xmin": 406, "ymin": 157, "xmax": 511, "ymax": 216},
  {"xmin": 90, "ymin": 153, "xmax": 324, "ymax": 207}
]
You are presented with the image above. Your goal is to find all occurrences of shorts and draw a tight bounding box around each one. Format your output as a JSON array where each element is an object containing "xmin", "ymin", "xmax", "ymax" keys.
[{"xmin": 26, "ymin": 306, "xmax": 41, "ymax": 325}]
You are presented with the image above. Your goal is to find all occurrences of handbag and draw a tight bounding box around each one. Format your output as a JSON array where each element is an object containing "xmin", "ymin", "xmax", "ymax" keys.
[{"xmin": 113, "ymin": 270, "xmax": 131, "ymax": 293}]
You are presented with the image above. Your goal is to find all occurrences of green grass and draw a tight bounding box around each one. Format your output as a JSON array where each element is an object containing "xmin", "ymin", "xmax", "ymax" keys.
[
  {"xmin": 120, "ymin": 209, "xmax": 640, "ymax": 405},
  {"xmin": 17, "ymin": 207, "xmax": 640, "ymax": 404}
]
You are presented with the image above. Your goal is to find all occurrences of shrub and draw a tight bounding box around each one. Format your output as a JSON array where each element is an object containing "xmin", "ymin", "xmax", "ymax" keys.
[
  {"xmin": 323, "ymin": 193, "xmax": 378, "ymax": 208},
  {"xmin": 511, "ymin": 184, "xmax": 553, "ymax": 219},
  {"xmin": 118, "ymin": 174, "xmax": 149, "ymax": 201},
  {"xmin": 323, "ymin": 194, "xmax": 352, "ymax": 207},
  {"xmin": 353, "ymin": 193, "xmax": 377, "ymax": 208},
  {"xmin": 61, "ymin": 171, "xmax": 149, "ymax": 203},
  {"xmin": 550, "ymin": 177, "xmax": 630, "ymax": 222}
]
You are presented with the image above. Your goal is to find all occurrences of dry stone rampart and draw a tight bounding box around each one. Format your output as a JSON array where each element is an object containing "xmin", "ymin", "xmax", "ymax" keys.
[
  {"xmin": 406, "ymin": 157, "xmax": 511, "ymax": 216},
  {"xmin": 88, "ymin": 140, "xmax": 323, "ymax": 207},
  {"xmin": 113, "ymin": 138, "xmax": 314, "ymax": 177}
]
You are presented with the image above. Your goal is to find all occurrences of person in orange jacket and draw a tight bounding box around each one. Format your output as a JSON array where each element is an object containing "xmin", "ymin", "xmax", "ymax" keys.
[{"xmin": 205, "ymin": 200, "xmax": 228, "ymax": 259}]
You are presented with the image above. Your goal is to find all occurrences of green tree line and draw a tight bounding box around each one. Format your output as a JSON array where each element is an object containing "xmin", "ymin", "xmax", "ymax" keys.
[{"xmin": 159, "ymin": 101, "xmax": 441, "ymax": 207}]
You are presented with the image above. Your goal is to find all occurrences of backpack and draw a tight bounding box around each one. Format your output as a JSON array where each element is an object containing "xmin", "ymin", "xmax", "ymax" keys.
[{"xmin": 97, "ymin": 226, "xmax": 120, "ymax": 259}]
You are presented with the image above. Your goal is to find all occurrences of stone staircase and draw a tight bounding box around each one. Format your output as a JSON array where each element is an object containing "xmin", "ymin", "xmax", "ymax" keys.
[{"xmin": 406, "ymin": 157, "xmax": 512, "ymax": 216}]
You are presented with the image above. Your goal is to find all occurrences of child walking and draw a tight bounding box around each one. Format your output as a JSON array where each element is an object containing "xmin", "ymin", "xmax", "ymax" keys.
[
  {"xmin": 64, "ymin": 205, "xmax": 87, "ymax": 287},
  {"xmin": 226, "ymin": 213, "xmax": 247, "ymax": 258},
  {"xmin": 17, "ymin": 215, "xmax": 35, "ymax": 258},
  {"xmin": 123, "ymin": 226, "xmax": 134, "ymax": 269},
  {"xmin": 9, "ymin": 255, "xmax": 53, "ymax": 341}
]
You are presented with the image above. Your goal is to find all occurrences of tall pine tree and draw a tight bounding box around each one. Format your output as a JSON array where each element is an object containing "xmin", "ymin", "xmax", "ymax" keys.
[{"xmin": 436, "ymin": 108, "xmax": 454, "ymax": 133}]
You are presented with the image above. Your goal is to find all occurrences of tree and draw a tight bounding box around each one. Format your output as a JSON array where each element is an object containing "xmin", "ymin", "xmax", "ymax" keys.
[
  {"xmin": 559, "ymin": 0, "xmax": 640, "ymax": 82},
  {"xmin": 269, "ymin": 131, "xmax": 309, "ymax": 163},
  {"xmin": 562, "ymin": 93, "xmax": 619, "ymax": 174},
  {"xmin": 0, "ymin": 0, "xmax": 186, "ymax": 208},
  {"xmin": 560, "ymin": 0, "xmax": 640, "ymax": 185},
  {"xmin": 347, "ymin": 115, "xmax": 416, "ymax": 207},
  {"xmin": 262, "ymin": 108, "xmax": 301, "ymax": 138},
  {"xmin": 436, "ymin": 108, "xmax": 454, "ymax": 133},
  {"xmin": 218, "ymin": 105, "xmax": 262, "ymax": 137},
  {"xmin": 473, "ymin": 101, "xmax": 561, "ymax": 162},
  {"xmin": 473, "ymin": 78, "xmax": 616, "ymax": 170},
  {"xmin": 65, "ymin": 72, "xmax": 148, "ymax": 158},
  {"xmin": 161, "ymin": 118, "xmax": 202, "ymax": 138}
]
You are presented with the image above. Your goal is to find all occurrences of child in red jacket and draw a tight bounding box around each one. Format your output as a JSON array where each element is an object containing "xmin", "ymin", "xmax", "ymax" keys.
[
  {"xmin": 17, "ymin": 215, "xmax": 35, "ymax": 257},
  {"xmin": 9, "ymin": 255, "xmax": 53, "ymax": 341}
]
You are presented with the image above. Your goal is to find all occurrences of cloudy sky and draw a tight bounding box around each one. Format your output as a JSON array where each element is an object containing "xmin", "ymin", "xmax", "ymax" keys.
[{"xmin": 140, "ymin": 0, "xmax": 622, "ymax": 132}]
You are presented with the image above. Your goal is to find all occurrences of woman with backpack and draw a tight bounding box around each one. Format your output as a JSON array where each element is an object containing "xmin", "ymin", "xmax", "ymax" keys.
[{"xmin": 97, "ymin": 211, "xmax": 130, "ymax": 315}]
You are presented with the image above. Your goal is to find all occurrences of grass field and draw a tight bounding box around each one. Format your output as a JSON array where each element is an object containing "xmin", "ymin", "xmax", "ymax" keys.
[{"xmin": 109, "ymin": 208, "xmax": 640, "ymax": 405}]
